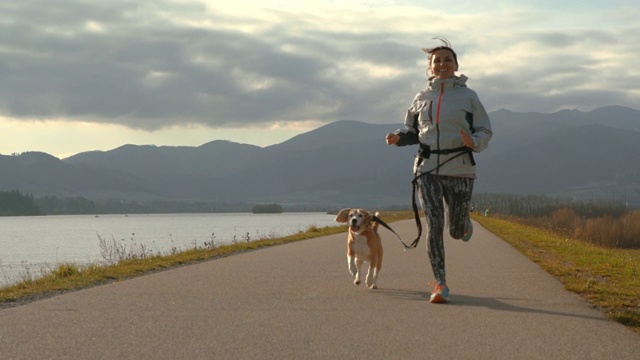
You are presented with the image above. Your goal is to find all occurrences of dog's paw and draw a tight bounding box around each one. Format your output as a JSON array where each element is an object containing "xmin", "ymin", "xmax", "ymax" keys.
[
  {"xmin": 348, "ymin": 257, "xmax": 357, "ymax": 276},
  {"xmin": 368, "ymin": 284, "xmax": 378, "ymax": 290},
  {"xmin": 348, "ymin": 265, "xmax": 357, "ymax": 276},
  {"xmin": 354, "ymin": 279, "xmax": 361, "ymax": 285}
]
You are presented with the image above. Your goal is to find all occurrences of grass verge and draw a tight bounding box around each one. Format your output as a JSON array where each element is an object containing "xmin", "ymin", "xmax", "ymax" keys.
[
  {"xmin": 0, "ymin": 225, "xmax": 346, "ymax": 307},
  {"xmin": 0, "ymin": 211, "xmax": 413, "ymax": 308},
  {"xmin": 473, "ymin": 213, "xmax": 640, "ymax": 334},
  {"xmin": 0, "ymin": 211, "xmax": 413, "ymax": 309}
]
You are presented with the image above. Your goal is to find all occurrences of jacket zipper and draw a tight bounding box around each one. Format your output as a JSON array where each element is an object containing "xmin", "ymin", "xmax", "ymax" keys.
[{"xmin": 435, "ymin": 82, "xmax": 444, "ymax": 174}]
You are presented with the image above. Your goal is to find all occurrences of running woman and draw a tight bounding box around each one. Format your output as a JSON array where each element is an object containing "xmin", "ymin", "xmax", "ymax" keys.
[{"xmin": 386, "ymin": 37, "xmax": 493, "ymax": 303}]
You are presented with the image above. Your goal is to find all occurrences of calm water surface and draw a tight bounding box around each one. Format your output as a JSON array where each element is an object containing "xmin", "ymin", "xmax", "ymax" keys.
[{"xmin": 0, "ymin": 212, "xmax": 338, "ymax": 287}]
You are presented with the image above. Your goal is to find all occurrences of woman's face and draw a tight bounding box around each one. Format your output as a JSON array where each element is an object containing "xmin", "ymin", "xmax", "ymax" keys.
[{"xmin": 429, "ymin": 49, "xmax": 457, "ymax": 79}]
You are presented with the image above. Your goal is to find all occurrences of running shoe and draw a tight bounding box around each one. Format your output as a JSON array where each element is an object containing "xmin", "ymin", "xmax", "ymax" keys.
[
  {"xmin": 429, "ymin": 281, "xmax": 449, "ymax": 303},
  {"xmin": 462, "ymin": 218, "xmax": 473, "ymax": 242}
]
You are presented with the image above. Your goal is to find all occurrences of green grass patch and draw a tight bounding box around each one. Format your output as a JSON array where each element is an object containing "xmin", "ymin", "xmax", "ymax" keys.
[{"xmin": 473, "ymin": 213, "xmax": 640, "ymax": 334}]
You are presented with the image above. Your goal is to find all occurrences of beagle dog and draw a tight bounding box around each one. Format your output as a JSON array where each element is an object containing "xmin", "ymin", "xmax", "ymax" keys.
[{"xmin": 334, "ymin": 208, "xmax": 383, "ymax": 289}]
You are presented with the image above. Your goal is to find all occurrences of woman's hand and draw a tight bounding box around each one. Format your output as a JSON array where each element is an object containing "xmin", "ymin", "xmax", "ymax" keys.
[
  {"xmin": 460, "ymin": 130, "xmax": 474, "ymax": 147},
  {"xmin": 386, "ymin": 133, "xmax": 400, "ymax": 145}
]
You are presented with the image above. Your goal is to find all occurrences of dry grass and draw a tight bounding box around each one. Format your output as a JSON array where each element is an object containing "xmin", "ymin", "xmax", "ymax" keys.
[{"xmin": 509, "ymin": 208, "xmax": 640, "ymax": 249}]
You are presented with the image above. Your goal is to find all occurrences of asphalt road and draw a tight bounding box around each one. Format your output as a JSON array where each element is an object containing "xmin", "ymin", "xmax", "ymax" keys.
[{"xmin": 1, "ymin": 219, "xmax": 639, "ymax": 359}]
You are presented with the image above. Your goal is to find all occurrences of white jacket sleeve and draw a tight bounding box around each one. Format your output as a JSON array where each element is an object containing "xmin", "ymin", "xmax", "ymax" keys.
[{"xmin": 469, "ymin": 94, "xmax": 492, "ymax": 152}]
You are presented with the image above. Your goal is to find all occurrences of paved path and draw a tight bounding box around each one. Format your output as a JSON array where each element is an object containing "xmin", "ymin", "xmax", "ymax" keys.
[{"xmin": 1, "ymin": 220, "xmax": 639, "ymax": 359}]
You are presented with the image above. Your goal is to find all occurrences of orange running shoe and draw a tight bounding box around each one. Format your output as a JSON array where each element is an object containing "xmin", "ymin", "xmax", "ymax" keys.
[{"xmin": 429, "ymin": 281, "xmax": 449, "ymax": 303}]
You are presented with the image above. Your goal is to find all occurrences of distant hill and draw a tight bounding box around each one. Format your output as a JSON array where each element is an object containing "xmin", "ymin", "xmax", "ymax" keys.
[
  {"xmin": 0, "ymin": 151, "xmax": 150, "ymax": 196},
  {"xmin": 474, "ymin": 105, "xmax": 640, "ymax": 205},
  {"xmin": 1, "ymin": 105, "xmax": 639, "ymax": 209},
  {"xmin": 477, "ymin": 124, "xmax": 640, "ymax": 197}
]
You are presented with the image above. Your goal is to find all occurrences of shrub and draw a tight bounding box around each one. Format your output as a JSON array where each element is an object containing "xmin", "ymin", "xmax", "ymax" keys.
[
  {"xmin": 576, "ymin": 212, "xmax": 640, "ymax": 249},
  {"xmin": 51, "ymin": 263, "xmax": 80, "ymax": 278},
  {"xmin": 475, "ymin": 193, "xmax": 639, "ymax": 249}
]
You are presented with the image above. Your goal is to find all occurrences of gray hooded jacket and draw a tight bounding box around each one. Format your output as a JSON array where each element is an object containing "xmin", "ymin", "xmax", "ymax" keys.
[{"xmin": 393, "ymin": 74, "xmax": 493, "ymax": 177}]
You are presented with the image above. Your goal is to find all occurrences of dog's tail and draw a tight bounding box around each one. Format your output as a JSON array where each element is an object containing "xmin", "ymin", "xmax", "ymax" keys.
[{"xmin": 372, "ymin": 212, "xmax": 380, "ymax": 232}]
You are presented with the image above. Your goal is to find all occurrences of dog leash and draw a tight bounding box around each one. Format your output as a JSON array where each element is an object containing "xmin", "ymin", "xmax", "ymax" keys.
[
  {"xmin": 398, "ymin": 150, "xmax": 473, "ymax": 250},
  {"xmin": 375, "ymin": 145, "xmax": 476, "ymax": 251},
  {"xmin": 371, "ymin": 213, "xmax": 420, "ymax": 251},
  {"xmin": 370, "ymin": 172, "xmax": 427, "ymax": 250}
]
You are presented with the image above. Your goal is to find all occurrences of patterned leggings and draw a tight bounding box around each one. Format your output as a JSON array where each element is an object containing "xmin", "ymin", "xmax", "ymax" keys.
[{"xmin": 416, "ymin": 174, "xmax": 474, "ymax": 284}]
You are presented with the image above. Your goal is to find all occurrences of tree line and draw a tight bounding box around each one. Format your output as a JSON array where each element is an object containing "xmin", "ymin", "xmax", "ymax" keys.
[
  {"xmin": 2, "ymin": 189, "xmax": 633, "ymax": 217},
  {"xmin": 0, "ymin": 190, "xmax": 256, "ymax": 216},
  {"xmin": 0, "ymin": 190, "xmax": 97, "ymax": 216},
  {"xmin": 0, "ymin": 190, "xmax": 39, "ymax": 216},
  {"xmin": 471, "ymin": 193, "xmax": 629, "ymax": 219}
]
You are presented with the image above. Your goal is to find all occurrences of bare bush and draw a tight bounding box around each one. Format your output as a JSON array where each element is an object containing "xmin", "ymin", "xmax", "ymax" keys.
[
  {"xmin": 98, "ymin": 234, "xmax": 154, "ymax": 265},
  {"xmin": 98, "ymin": 234, "xmax": 127, "ymax": 265},
  {"xmin": 475, "ymin": 193, "xmax": 639, "ymax": 249},
  {"xmin": 620, "ymin": 212, "xmax": 640, "ymax": 248},
  {"xmin": 576, "ymin": 212, "xmax": 640, "ymax": 249}
]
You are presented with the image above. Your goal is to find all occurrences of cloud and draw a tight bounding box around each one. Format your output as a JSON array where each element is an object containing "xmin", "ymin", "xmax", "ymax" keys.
[{"xmin": 0, "ymin": 0, "xmax": 638, "ymax": 133}]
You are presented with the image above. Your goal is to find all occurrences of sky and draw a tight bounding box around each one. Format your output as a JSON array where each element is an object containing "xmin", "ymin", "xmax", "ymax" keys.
[{"xmin": 1, "ymin": 0, "xmax": 639, "ymax": 159}]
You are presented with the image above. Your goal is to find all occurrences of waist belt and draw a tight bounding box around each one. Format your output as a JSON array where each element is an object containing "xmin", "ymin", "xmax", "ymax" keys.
[{"xmin": 419, "ymin": 144, "xmax": 476, "ymax": 166}]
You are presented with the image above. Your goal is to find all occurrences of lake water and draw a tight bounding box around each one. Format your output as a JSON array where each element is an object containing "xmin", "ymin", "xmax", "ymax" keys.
[{"xmin": 0, "ymin": 212, "xmax": 339, "ymax": 287}]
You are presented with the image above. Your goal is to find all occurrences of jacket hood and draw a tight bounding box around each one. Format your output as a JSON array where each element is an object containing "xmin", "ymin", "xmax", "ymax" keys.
[{"xmin": 428, "ymin": 74, "xmax": 468, "ymax": 89}]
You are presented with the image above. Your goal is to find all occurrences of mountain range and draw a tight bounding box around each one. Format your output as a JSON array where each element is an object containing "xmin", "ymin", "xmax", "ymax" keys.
[{"xmin": 1, "ymin": 105, "xmax": 639, "ymax": 210}]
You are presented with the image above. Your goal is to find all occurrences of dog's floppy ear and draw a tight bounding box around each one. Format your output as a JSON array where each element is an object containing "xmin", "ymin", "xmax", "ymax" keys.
[{"xmin": 334, "ymin": 208, "xmax": 351, "ymax": 223}]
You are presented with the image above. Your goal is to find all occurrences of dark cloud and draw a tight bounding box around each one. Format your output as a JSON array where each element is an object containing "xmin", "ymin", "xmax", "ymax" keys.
[{"xmin": 0, "ymin": 1, "xmax": 638, "ymax": 132}]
